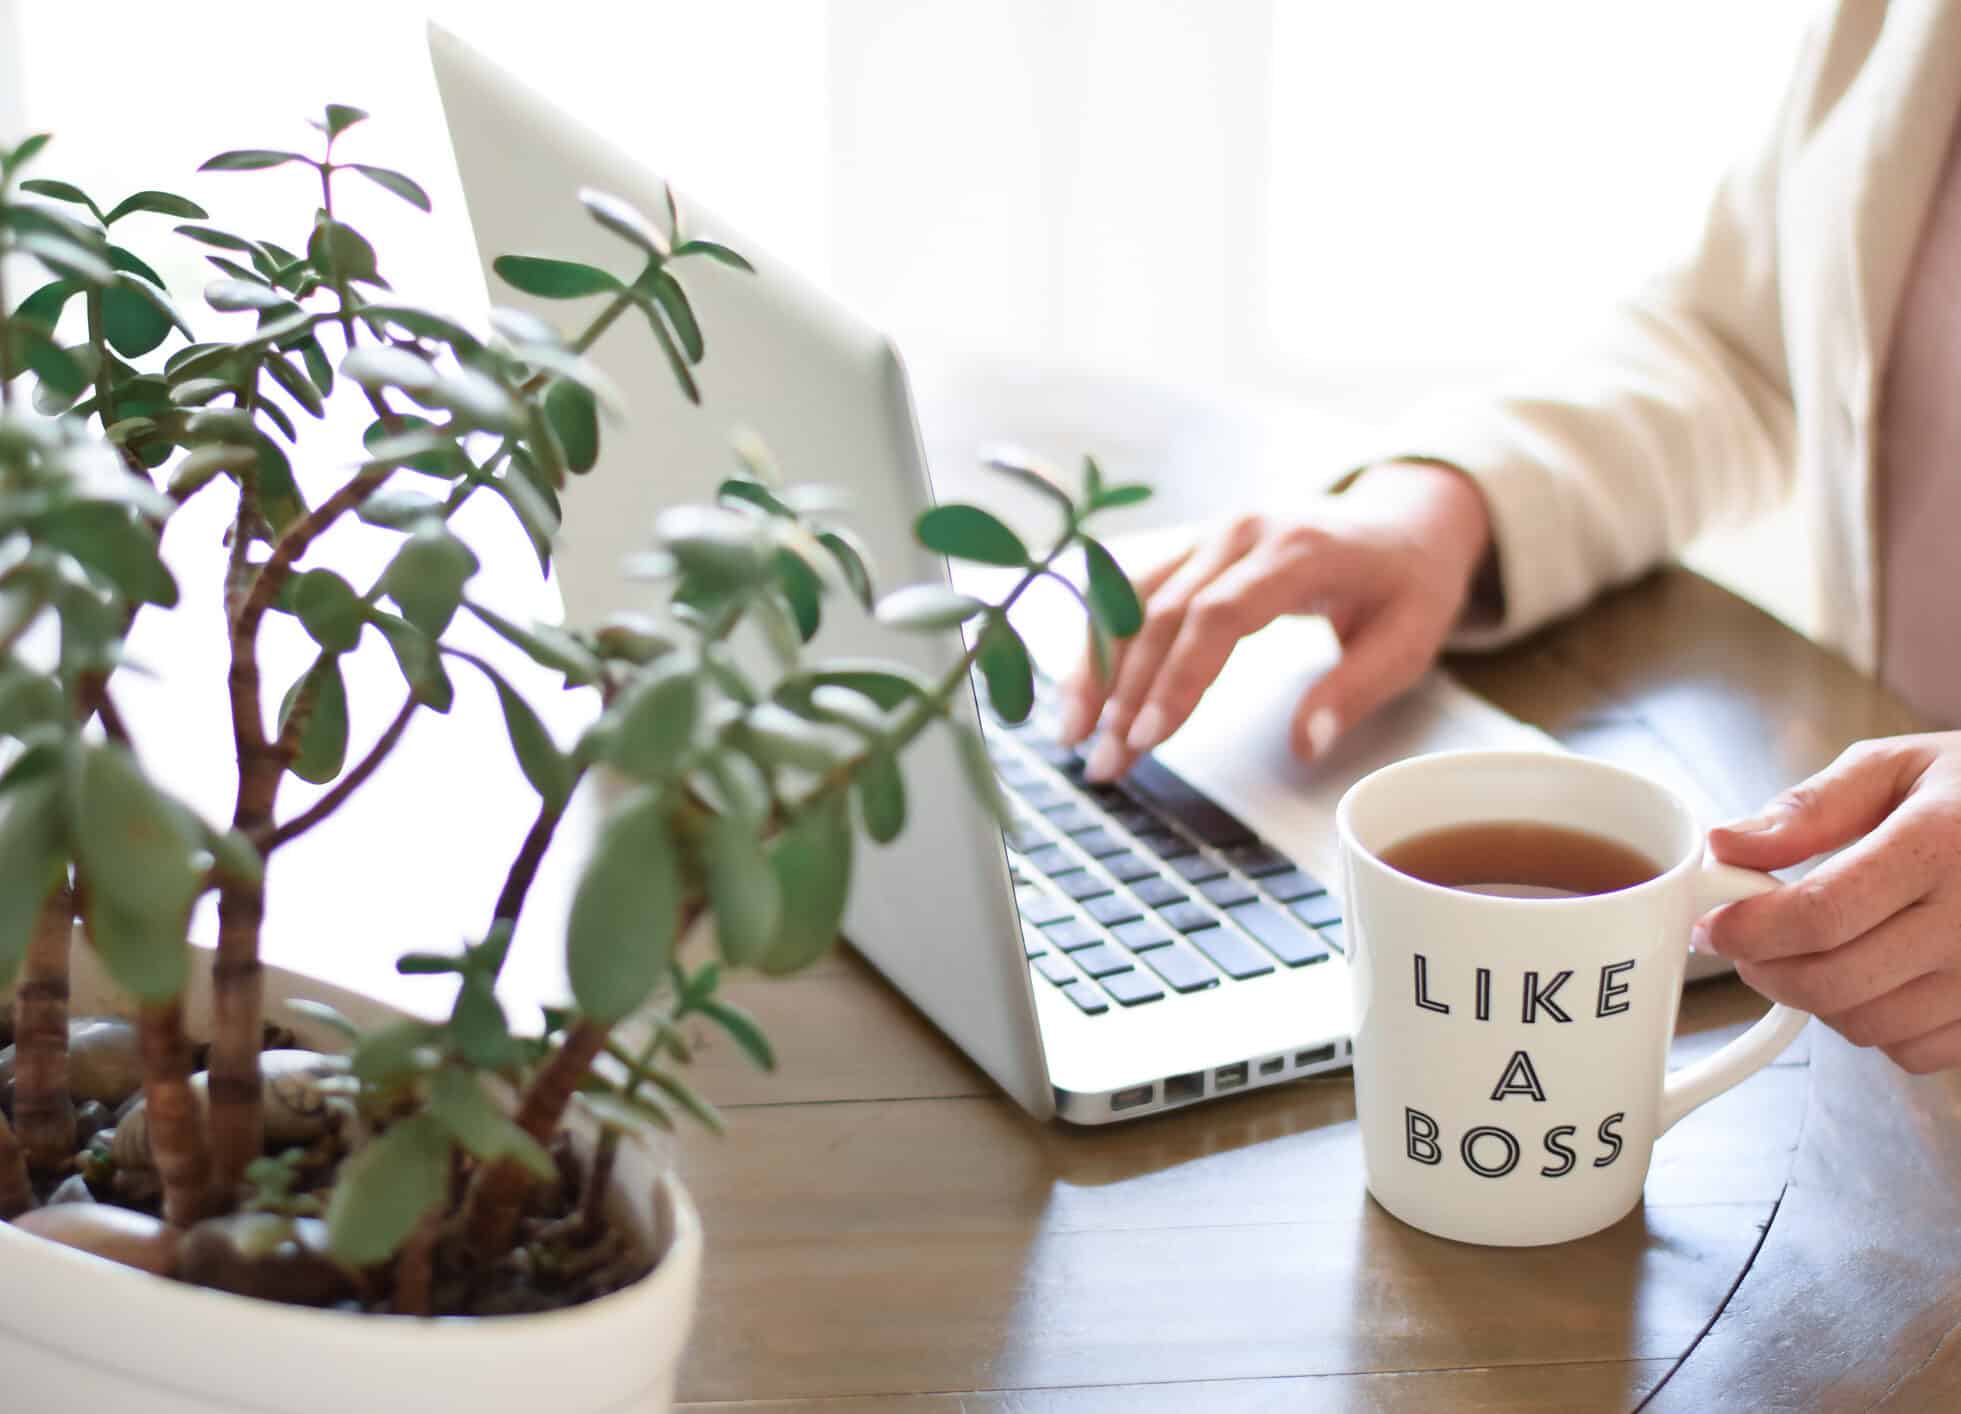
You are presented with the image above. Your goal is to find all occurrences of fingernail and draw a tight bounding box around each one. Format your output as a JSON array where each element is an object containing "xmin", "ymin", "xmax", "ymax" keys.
[
  {"xmin": 1058, "ymin": 697, "xmax": 1096, "ymax": 746},
  {"xmin": 1303, "ymin": 706, "xmax": 1341, "ymax": 760},
  {"xmin": 1084, "ymin": 734, "xmax": 1126, "ymax": 783},
  {"xmin": 1717, "ymin": 814, "xmax": 1776, "ymax": 835},
  {"xmin": 1126, "ymin": 704, "xmax": 1168, "ymax": 754},
  {"xmin": 1689, "ymin": 922, "xmax": 1711, "ymax": 954}
]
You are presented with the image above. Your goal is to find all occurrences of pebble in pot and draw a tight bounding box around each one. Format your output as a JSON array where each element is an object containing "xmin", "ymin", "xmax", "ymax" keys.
[
  {"xmin": 13, "ymin": 1204, "xmax": 181, "ymax": 1275},
  {"xmin": 176, "ymin": 1215, "xmax": 357, "ymax": 1307},
  {"xmin": 0, "ymin": 1017, "xmax": 145, "ymax": 1108},
  {"xmin": 109, "ymin": 1051, "xmax": 344, "ymax": 1169}
]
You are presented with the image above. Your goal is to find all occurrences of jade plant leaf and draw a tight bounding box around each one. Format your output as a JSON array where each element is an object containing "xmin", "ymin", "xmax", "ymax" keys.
[
  {"xmin": 760, "ymin": 792, "xmax": 853, "ymax": 974},
  {"xmin": 566, "ymin": 788, "xmax": 682, "ymax": 1025},
  {"xmin": 699, "ymin": 810, "xmax": 780, "ymax": 967},
  {"xmin": 277, "ymin": 657, "xmax": 350, "ymax": 785},
  {"xmin": 325, "ymin": 1113, "xmax": 451, "ymax": 1266},
  {"xmin": 1081, "ymin": 535, "xmax": 1143, "ymax": 638},
  {"xmin": 492, "ymin": 255, "xmax": 623, "ymax": 300}
]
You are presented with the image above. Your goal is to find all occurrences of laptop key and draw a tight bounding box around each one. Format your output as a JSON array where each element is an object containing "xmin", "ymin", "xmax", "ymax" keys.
[
  {"xmin": 1057, "ymin": 980, "xmax": 1109, "ymax": 1015},
  {"xmin": 1198, "ymin": 875, "xmax": 1258, "ymax": 908},
  {"xmin": 1016, "ymin": 884, "xmax": 1070, "ymax": 925},
  {"xmin": 994, "ymin": 759, "xmax": 1042, "ymax": 788},
  {"xmin": 1100, "ymin": 969, "xmax": 1166, "ymax": 1006},
  {"xmin": 1033, "ymin": 954, "xmax": 1079, "ymax": 985},
  {"xmin": 1023, "ymin": 929, "xmax": 1048, "ymax": 958},
  {"xmin": 1084, "ymin": 893, "xmax": 1143, "ymax": 927},
  {"xmin": 1053, "ymin": 869, "xmax": 1113, "ymax": 902},
  {"xmin": 1041, "ymin": 918, "xmax": 1102, "ymax": 950},
  {"xmin": 1124, "ymin": 756, "xmax": 1255, "ymax": 847},
  {"xmin": 1222, "ymin": 843, "xmax": 1294, "ymax": 877},
  {"xmin": 1070, "ymin": 943, "xmax": 1133, "ymax": 978},
  {"xmin": 1133, "ymin": 828, "xmax": 1195, "ymax": 859},
  {"xmin": 1029, "ymin": 740, "xmax": 1079, "ymax": 769},
  {"xmin": 1318, "ymin": 921, "xmax": 1346, "ymax": 954},
  {"xmin": 1169, "ymin": 853, "xmax": 1227, "ymax": 883},
  {"xmin": 1023, "ymin": 843, "xmax": 1074, "ymax": 875},
  {"xmin": 1227, "ymin": 901, "xmax": 1331, "ymax": 967},
  {"xmin": 1159, "ymin": 900, "xmax": 1219, "ymax": 934},
  {"xmin": 1074, "ymin": 828, "xmax": 1128, "ymax": 859},
  {"xmin": 1108, "ymin": 805, "xmax": 1157, "ymax": 833},
  {"xmin": 1190, "ymin": 928, "xmax": 1276, "ymax": 979},
  {"xmin": 1261, "ymin": 868, "xmax": 1326, "ymax": 903},
  {"xmin": 1142, "ymin": 942, "xmax": 1221, "ymax": 993},
  {"xmin": 1017, "ymin": 783, "xmax": 1066, "ymax": 812},
  {"xmin": 1132, "ymin": 876, "xmax": 1187, "ymax": 908},
  {"xmin": 1007, "ymin": 821, "xmax": 1050, "ymax": 852},
  {"xmin": 1103, "ymin": 851, "xmax": 1159, "ymax": 883},
  {"xmin": 1111, "ymin": 920, "xmax": 1172, "ymax": 951},
  {"xmin": 1046, "ymin": 805, "xmax": 1103, "ymax": 835},
  {"xmin": 1289, "ymin": 893, "xmax": 1343, "ymax": 928}
]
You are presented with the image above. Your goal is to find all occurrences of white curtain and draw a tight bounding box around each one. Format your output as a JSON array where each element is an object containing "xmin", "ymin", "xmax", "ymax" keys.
[{"xmin": 3, "ymin": 0, "xmax": 1822, "ymax": 620}]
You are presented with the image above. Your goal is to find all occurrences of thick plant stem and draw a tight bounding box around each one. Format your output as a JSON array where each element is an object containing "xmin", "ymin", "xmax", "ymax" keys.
[
  {"xmin": 391, "ymin": 1211, "xmax": 441, "ymax": 1316},
  {"xmin": 135, "ymin": 999, "xmax": 214, "ymax": 1228},
  {"xmin": 0, "ymin": 1109, "xmax": 31, "ymax": 1218},
  {"xmin": 208, "ymin": 875, "xmax": 267, "ymax": 1197},
  {"xmin": 459, "ymin": 1020, "xmax": 611, "ymax": 1259},
  {"xmin": 12, "ymin": 887, "xmax": 74, "ymax": 1169}
]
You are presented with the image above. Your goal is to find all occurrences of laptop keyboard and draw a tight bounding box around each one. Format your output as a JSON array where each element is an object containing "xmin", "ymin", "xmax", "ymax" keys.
[{"xmin": 988, "ymin": 698, "xmax": 1345, "ymax": 1017}]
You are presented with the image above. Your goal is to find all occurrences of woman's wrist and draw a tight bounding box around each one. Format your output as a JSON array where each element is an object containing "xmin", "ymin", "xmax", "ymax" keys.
[{"xmin": 1362, "ymin": 458, "xmax": 1497, "ymax": 613}]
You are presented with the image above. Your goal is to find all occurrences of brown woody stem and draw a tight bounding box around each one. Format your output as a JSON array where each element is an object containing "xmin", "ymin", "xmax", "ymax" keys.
[
  {"xmin": 135, "ymin": 998, "xmax": 215, "ymax": 1227},
  {"xmin": 0, "ymin": 1109, "xmax": 30, "ymax": 1218},
  {"xmin": 390, "ymin": 1210, "xmax": 441, "ymax": 1316},
  {"xmin": 261, "ymin": 695, "xmax": 418, "ymax": 852},
  {"xmin": 458, "ymin": 1019, "xmax": 611, "ymax": 1259},
  {"xmin": 12, "ymin": 887, "xmax": 75, "ymax": 1169}
]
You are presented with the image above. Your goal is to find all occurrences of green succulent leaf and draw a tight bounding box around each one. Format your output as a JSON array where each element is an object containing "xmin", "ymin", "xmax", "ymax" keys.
[
  {"xmin": 464, "ymin": 656, "xmax": 572, "ymax": 811},
  {"xmin": 325, "ymin": 1113, "xmax": 451, "ymax": 1267},
  {"xmin": 8, "ymin": 327, "xmax": 85, "ymax": 397},
  {"xmin": 103, "ymin": 190, "xmax": 208, "ymax": 224},
  {"xmin": 656, "ymin": 505, "xmax": 770, "ymax": 586},
  {"xmin": 874, "ymin": 584, "xmax": 984, "ymax": 631},
  {"xmin": 698, "ymin": 997, "xmax": 774, "ymax": 1070},
  {"xmin": 464, "ymin": 602, "xmax": 601, "ymax": 686},
  {"xmin": 699, "ymin": 809, "xmax": 780, "ymax": 967},
  {"xmin": 19, "ymin": 232, "xmax": 114, "ymax": 286},
  {"xmin": 492, "ymin": 254, "xmax": 623, "ymax": 300},
  {"xmin": 610, "ymin": 660, "xmax": 699, "ymax": 779},
  {"xmin": 578, "ymin": 188, "xmax": 669, "ymax": 258},
  {"xmin": 544, "ymin": 377, "xmax": 599, "ymax": 474},
  {"xmin": 950, "ymin": 720, "xmax": 1010, "ymax": 825},
  {"xmin": 0, "ymin": 784, "xmax": 64, "ymax": 991},
  {"xmin": 291, "ymin": 569, "xmax": 363, "ymax": 654},
  {"xmin": 673, "ymin": 239, "xmax": 755, "ymax": 272},
  {"xmin": 341, "ymin": 344, "xmax": 436, "ymax": 394},
  {"xmin": 771, "ymin": 547, "xmax": 823, "ymax": 642},
  {"xmin": 70, "ymin": 742, "xmax": 202, "ymax": 924},
  {"xmin": 173, "ymin": 224, "xmax": 267, "ymax": 256},
  {"xmin": 345, "ymin": 163, "xmax": 430, "ymax": 212},
  {"xmin": 1092, "ymin": 484, "xmax": 1153, "ymax": 510},
  {"xmin": 815, "ymin": 528, "xmax": 875, "ymax": 609},
  {"xmin": 200, "ymin": 149, "xmax": 306, "ymax": 172},
  {"xmin": 799, "ymin": 664, "xmax": 930, "ymax": 710},
  {"xmin": 205, "ymin": 278, "xmax": 292, "ymax": 313},
  {"xmin": 308, "ymin": 217, "xmax": 380, "ymax": 285},
  {"xmin": 277, "ymin": 657, "xmax": 350, "ymax": 785},
  {"xmin": 19, "ymin": 177, "xmax": 103, "ymax": 222},
  {"xmin": 1080, "ymin": 535, "xmax": 1143, "ymax": 638},
  {"xmin": 16, "ymin": 279, "xmax": 79, "ymax": 332},
  {"xmin": 916, "ymin": 504, "xmax": 1028, "ymax": 567},
  {"xmin": 427, "ymin": 366, "xmax": 519, "ymax": 432},
  {"xmin": 323, "ymin": 104, "xmax": 369, "ymax": 137},
  {"xmin": 31, "ymin": 502, "xmax": 177, "ymax": 606},
  {"xmin": 761, "ymin": 791, "xmax": 853, "ymax": 974},
  {"xmin": 856, "ymin": 748, "xmax": 906, "ymax": 845},
  {"xmin": 639, "ymin": 299, "xmax": 700, "ymax": 404},
  {"xmin": 644, "ymin": 269, "xmax": 702, "ymax": 362},
  {"xmin": 382, "ymin": 525, "xmax": 480, "ymax": 637},
  {"xmin": 567, "ymin": 788, "xmax": 683, "ymax": 1025},
  {"xmin": 976, "ymin": 620, "xmax": 1035, "ymax": 724},
  {"xmin": 371, "ymin": 611, "xmax": 455, "ymax": 712},
  {"xmin": 427, "ymin": 1068, "xmax": 552, "ymax": 1177},
  {"xmin": 263, "ymin": 350, "xmax": 325, "ymax": 418},
  {"xmin": 101, "ymin": 276, "xmax": 187, "ymax": 358},
  {"xmin": 349, "ymin": 1019, "xmax": 444, "ymax": 1087},
  {"xmin": 84, "ymin": 892, "xmax": 189, "ymax": 1004},
  {"xmin": 981, "ymin": 449, "xmax": 1076, "ymax": 516}
]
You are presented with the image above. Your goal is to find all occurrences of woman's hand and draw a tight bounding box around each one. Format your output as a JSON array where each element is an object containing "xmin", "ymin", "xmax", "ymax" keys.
[
  {"xmin": 1702, "ymin": 734, "xmax": 1961, "ymax": 1075},
  {"xmin": 1057, "ymin": 459, "xmax": 1494, "ymax": 782}
]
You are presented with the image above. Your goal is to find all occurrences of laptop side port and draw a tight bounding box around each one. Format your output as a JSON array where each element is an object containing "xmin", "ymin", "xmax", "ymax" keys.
[
  {"xmin": 1214, "ymin": 1062, "xmax": 1248, "ymax": 1091},
  {"xmin": 1295, "ymin": 1043, "xmax": 1337, "ymax": 1068},
  {"xmin": 1110, "ymin": 1084, "xmax": 1155, "ymax": 1112},
  {"xmin": 1165, "ymin": 1071, "xmax": 1204, "ymax": 1103},
  {"xmin": 1258, "ymin": 1057, "xmax": 1285, "ymax": 1077}
]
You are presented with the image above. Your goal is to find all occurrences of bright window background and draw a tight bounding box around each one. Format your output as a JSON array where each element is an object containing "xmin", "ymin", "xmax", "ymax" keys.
[{"xmin": 3, "ymin": 0, "xmax": 1823, "ymax": 615}]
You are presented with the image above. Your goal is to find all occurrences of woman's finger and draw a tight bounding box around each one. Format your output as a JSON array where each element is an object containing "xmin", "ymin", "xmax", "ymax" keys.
[
  {"xmin": 1082, "ymin": 518, "xmax": 1266, "ymax": 778},
  {"xmin": 1702, "ymin": 800, "xmax": 1943, "ymax": 962},
  {"xmin": 1730, "ymin": 895, "xmax": 1953, "ymax": 1016},
  {"xmin": 1708, "ymin": 737, "xmax": 1937, "ymax": 872},
  {"xmin": 1882, "ymin": 1016, "xmax": 1961, "ymax": 1076},
  {"xmin": 1287, "ymin": 593, "xmax": 1447, "ymax": 762},
  {"xmin": 1816, "ymin": 969, "xmax": 1961, "ymax": 1050},
  {"xmin": 1057, "ymin": 545, "xmax": 1192, "ymax": 745}
]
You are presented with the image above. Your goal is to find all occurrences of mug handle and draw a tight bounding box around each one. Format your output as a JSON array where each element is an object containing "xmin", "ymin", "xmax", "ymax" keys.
[{"xmin": 1657, "ymin": 852, "xmax": 1811, "ymax": 1133}]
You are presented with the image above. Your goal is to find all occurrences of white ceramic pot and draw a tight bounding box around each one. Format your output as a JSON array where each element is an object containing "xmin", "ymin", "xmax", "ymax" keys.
[{"xmin": 0, "ymin": 946, "xmax": 703, "ymax": 1414}]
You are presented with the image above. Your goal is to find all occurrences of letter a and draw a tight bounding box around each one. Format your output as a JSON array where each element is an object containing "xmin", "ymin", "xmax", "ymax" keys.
[{"xmin": 1489, "ymin": 1049, "xmax": 1548, "ymax": 1102}]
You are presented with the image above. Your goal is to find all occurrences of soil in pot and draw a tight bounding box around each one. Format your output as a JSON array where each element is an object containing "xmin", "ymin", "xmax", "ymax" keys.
[{"xmin": 1, "ymin": 1018, "xmax": 652, "ymax": 1316}]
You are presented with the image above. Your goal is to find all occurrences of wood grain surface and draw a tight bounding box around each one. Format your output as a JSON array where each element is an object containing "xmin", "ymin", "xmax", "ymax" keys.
[{"xmin": 669, "ymin": 568, "xmax": 1960, "ymax": 1412}]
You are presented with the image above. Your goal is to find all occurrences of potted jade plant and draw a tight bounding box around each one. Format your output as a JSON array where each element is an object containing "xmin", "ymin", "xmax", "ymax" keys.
[{"xmin": 0, "ymin": 108, "xmax": 1147, "ymax": 1412}]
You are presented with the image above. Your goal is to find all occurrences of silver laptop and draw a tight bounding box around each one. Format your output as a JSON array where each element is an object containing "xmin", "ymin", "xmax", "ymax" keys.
[{"xmin": 428, "ymin": 24, "xmax": 1560, "ymax": 1124}]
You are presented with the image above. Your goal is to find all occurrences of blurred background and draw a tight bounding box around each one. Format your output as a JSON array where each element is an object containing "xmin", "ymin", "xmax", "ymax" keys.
[{"xmin": 0, "ymin": 0, "xmax": 1819, "ymax": 623}]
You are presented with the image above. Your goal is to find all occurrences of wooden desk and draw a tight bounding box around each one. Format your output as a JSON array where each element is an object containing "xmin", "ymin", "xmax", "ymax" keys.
[{"xmin": 664, "ymin": 568, "xmax": 1961, "ymax": 1412}]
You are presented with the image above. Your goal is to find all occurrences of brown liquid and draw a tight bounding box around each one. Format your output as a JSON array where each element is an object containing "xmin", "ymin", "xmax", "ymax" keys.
[{"xmin": 1378, "ymin": 821, "xmax": 1663, "ymax": 898}]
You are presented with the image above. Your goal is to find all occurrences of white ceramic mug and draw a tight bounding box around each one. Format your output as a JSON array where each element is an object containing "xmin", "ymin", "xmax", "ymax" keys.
[{"xmin": 1336, "ymin": 750, "xmax": 1810, "ymax": 1247}]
